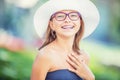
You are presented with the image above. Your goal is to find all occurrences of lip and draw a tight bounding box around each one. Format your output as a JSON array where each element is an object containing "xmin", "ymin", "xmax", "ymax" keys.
[{"xmin": 61, "ymin": 25, "xmax": 74, "ymax": 29}]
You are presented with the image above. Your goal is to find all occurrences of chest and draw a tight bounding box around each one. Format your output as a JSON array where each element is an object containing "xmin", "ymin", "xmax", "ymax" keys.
[{"xmin": 49, "ymin": 52, "xmax": 78, "ymax": 71}]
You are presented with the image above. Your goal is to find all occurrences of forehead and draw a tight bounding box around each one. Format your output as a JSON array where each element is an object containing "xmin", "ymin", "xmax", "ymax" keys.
[{"xmin": 56, "ymin": 10, "xmax": 78, "ymax": 13}]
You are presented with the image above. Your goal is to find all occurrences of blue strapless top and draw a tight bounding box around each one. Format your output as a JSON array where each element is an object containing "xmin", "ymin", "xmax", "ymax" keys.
[{"xmin": 45, "ymin": 69, "xmax": 83, "ymax": 80}]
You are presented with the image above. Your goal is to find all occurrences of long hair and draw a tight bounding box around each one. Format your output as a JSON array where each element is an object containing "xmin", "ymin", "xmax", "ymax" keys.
[{"xmin": 39, "ymin": 16, "xmax": 84, "ymax": 55}]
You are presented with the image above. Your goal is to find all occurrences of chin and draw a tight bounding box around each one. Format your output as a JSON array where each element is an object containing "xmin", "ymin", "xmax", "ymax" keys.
[{"xmin": 60, "ymin": 33, "xmax": 76, "ymax": 38}]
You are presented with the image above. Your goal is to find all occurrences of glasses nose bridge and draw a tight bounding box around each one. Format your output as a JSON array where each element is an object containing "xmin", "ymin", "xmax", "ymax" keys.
[
  {"xmin": 64, "ymin": 13, "xmax": 71, "ymax": 21},
  {"xmin": 65, "ymin": 13, "xmax": 69, "ymax": 17}
]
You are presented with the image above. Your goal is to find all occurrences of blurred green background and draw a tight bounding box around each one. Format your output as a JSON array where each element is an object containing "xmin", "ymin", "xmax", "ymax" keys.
[{"xmin": 0, "ymin": 0, "xmax": 120, "ymax": 80}]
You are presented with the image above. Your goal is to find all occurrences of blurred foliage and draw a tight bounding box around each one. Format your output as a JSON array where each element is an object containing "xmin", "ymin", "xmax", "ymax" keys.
[
  {"xmin": 81, "ymin": 40, "xmax": 120, "ymax": 80},
  {"xmin": 0, "ymin": 48, "xmax": 35, "ymax": 80},
  {"xmin": 108, "ymin": 0, "xmax": 120, "ymax": 44},
  {"xmin": 90, "ymin": 58, "xmax": 120, "ymax": 80}
]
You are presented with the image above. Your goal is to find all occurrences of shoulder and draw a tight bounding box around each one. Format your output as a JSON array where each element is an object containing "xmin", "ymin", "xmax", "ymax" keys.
[
  {"xmin": 79, "ymin": 49, "xmax": 90, "ymax": 65},
  {"xmin": 31, "ymin": 48, "xmax": 54, "ymax": 80},
  {"xmin": 37, "ymin": 42, "xmax": 58, "ymax": 60},
  {"xmin": 33, "ymin": 47, "xmax": 54, "ymax": 70},
  {"xmin": 38, "ymin": 43, "xmax": 56, "ymax": 58},
  {"xmin": 36, "ymin": 47, "xmax": 54, "ymax": 64}
]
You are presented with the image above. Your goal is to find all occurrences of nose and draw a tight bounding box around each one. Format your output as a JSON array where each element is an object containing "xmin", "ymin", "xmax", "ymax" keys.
[{"xmin": 64, "ymin": 16, "xmax": 71, "ymax": 23}]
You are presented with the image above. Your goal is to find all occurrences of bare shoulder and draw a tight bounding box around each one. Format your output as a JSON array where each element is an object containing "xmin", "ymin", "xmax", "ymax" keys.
[
  {"xmin": 35, "ymin": 47, "xmax": 54, "ymax": 65},
  {"xmin": 79, "ymin": 49, "xmax": 90, "ymax": 65},
  {"xmin": 31, "ymin": 47, "xmax": 54, "ymax": 80},
  {"xmin": 32, "ymin": 47, "xmax": 53, "ymax": 70}
]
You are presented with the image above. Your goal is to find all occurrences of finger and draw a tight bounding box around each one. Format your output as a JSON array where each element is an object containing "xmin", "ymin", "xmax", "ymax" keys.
[
  {"xmin": 68, "ymin": 67, "xmax": 76, "ymax": 73},
  {"xmin": 71, "ymin": 53, "xmax": 85, "ymax": 63},
  {"xmin": 68, "ymin": 54, "xmax": 80, "ymax": 66},
  {"xmin": 66, "ymin": 57, "xmax": 78, "ymax": 69},
  {"xmin": 71, "ymin": 53, "xmax": 80, "ymax": 62}
]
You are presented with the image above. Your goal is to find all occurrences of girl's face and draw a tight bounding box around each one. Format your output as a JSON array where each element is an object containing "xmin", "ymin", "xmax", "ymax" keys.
[{"xmin": 50, "ymin": 10, "xmax": 81, "ymax": 38}]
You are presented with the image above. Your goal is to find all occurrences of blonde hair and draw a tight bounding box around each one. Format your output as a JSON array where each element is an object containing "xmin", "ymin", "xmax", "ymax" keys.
[{"xmin": 39, "ymin": 16, "xmax": 84, "ymax": 55}]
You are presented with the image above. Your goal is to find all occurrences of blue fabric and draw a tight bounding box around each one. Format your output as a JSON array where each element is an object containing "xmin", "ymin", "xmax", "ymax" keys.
[{"xmin": 45, "ymin": 69, "xmax": 83, "ymax": 80}]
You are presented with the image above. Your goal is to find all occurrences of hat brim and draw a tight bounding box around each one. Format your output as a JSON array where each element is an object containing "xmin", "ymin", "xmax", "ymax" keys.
[{"xmin": 34, "ymin": 0, "xmax": 100, "ymax": 39}]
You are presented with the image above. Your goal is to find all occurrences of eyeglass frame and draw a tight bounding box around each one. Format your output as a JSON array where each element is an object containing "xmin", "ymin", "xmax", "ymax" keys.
[{"xmin": 50, "ymin": 11, "xmax": 82, "ymax": 21}]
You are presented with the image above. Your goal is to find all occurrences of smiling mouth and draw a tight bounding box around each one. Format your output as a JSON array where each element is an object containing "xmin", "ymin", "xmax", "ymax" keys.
[{"xmin": 61, "ymin": 25, "xmax": 74, "ymax": 29}]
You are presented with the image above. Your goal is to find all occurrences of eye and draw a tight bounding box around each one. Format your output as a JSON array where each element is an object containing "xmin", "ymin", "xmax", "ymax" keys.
[
  {"xmin": 71, "ymin": 15, "xmax": 78, "ymax": 17},
  {"xmin": 56, "ymin": 13, "xmax": 65, "ymax": 18},
  {"xmin": 70, "ymin": 13, "xmax": 79, "ymax": 17},
  {"xmin": 57, "ymin": 15, "xmax": 65, "ymax": 18}
]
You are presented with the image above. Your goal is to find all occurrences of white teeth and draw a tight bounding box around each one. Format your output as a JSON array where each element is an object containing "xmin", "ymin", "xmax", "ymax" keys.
[{"xmin": 61, "ymin": 26, "xmax": 74, "ymax": 29}]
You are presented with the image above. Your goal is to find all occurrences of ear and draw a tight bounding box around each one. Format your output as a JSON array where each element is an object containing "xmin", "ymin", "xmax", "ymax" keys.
[{"xmin": 49, "ymin": 21, "xmax": 54, "ymax": 30}]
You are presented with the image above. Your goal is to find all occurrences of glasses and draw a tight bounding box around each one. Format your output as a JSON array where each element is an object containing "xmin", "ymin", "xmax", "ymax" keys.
[{"xmin": 51, "ymin": 12, "xmax": 81, "ymax": 21}]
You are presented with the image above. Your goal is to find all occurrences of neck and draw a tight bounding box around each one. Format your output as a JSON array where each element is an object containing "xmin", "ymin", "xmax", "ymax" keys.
[{"xmin": 53, "ymin": 36, "xmax": 75, "ymax": 53}]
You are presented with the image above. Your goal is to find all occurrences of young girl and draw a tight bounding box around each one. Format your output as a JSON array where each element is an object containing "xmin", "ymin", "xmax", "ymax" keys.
[{"xmin": 31, "ymin": 0, "xmax": 100, "ymax": 80}]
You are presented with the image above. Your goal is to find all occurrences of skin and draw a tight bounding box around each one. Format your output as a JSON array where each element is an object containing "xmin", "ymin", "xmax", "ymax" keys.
[{"xmin": 31, "ymin": 10, "xmax": 95, "ymax": 80}]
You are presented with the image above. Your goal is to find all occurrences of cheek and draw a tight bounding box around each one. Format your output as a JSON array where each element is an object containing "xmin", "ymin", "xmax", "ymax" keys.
[
  {"xmin": 75, "ymin": 20, "xmax": 81, "ymax": 30},
  {"xmin": 52, "ymin": 20, "xmax": 62, "ymax": 28}
]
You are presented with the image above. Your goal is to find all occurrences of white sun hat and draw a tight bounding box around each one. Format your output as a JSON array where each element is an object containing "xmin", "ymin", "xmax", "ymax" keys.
[{"xmin": 34, "ymin": 0, "xmax": 100, "ymax": 39}]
